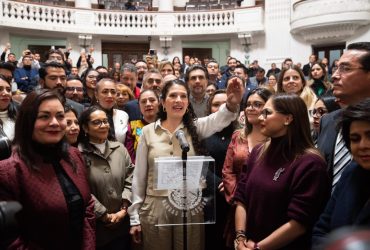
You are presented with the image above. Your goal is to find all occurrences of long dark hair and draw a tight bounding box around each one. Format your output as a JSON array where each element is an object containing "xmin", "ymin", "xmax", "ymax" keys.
[
  {"xmin": 261, "ymin": 93, "xmax": 320, "ymax": 162},
  {"xmin": 13, "ymin": 89, "xmax": 73, "ymax": 170},
  {"xmin": 244, "ymin": 88, "xmax": 272, "ymax": 135},
  {"xmin": 318, "ymin": 94, "xmax": 341, "ymax": 113},
  {"xmin": 158, "ymin": 79, "xmax": 205, "ymax": 155}
]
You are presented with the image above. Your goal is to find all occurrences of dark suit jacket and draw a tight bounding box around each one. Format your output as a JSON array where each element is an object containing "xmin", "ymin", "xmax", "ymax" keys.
[
  {"xmin": 302, "ymin": 63, "xmax": 311, "ymax": 77},
  {"xmin": 0, "ymin": 147, "xmax": 95, "ymax": 250},
  {"xmin": 123, "ymin": 99, "xmax": 141, "ymax": 121},
  {"xmin": 66, "ymin": 98, "xmax": 84, "ymax": 118},
  {"xmin": 312, "ymin": 161, "xmax": 370, "ymax": 248},
  {"xmin": 317, "ymin": 109, "xmax": 342, "ymax": 179}
]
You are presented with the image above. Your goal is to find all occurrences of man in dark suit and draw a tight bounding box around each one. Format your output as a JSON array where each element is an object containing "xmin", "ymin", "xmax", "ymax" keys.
[
  {"xmin": 302, "ymin": 54, "xmax": 317, "ymax": 77},
  {"xmin": 124, "ymin": 69, "xmax": 163, "ymax": 121},
  {"xmin": 317, "ymin": 42, "xmax": 370, "ymax": 188},
  {"xmin": 39, "ymin": 62, "xmax": 84, "ymax": 117}
]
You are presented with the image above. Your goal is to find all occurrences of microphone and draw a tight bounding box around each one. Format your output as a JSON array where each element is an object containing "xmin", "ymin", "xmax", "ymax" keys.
[{"xmin": 175, "ymin": 130, "xmax": 190, "ymax": 152}]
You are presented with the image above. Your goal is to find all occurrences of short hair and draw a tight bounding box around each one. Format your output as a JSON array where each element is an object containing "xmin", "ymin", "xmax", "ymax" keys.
[
  {"xmin": 347, "ymin": 42, "xmax": 370, "ymax": 71},
  {"xmin": 116, "ymin": 83, "xmax": 135, "ymax": 101},
  {"xmin": 135, "ymin": 60, "xmax": 147, "ymax": 66},
  {"xmin": 95, "ymin": 65, "xmax": 108, "ymax": 72},
  {"xmin": 39, "ymin": 61, "xmax": 66, "ymax": 80},
  {"xmin": 78, "ymin": 105, "xmax": 114, "ymax": 151},
  {"xmin": 47, "ymin": 49, "xmax": 64, "ymax": 61},
  {"xmin": 0, "ymin": 62, "xmax": 15, "ymax": 75},
  {"xmin": 66, "ymin": 75, "xmax": 83, "ymax": 83},
  {"xmin": 283, "ymin": 58, "xmax": 293, "ymax": 64},
  {"xmin": 235, "ymin": 64, "xmax": 248, "ymax": 75},
  {"xmin": 227, "ymin": 57, "xmax": 237, "ymax": 64},
  {"xmin": 121, "ymin": 63, "xmax": 137, "ymax": 74},
  {"xmin": 184, "ymin": 65, "xmax": 209, "ymax": 83},
  {"xmin": 339, "ymin": 98, "xmax": 370, "ymax": 150},
  {"xmin": 207, "ymin": 59, "xmax": 219, "ymax": 66}
]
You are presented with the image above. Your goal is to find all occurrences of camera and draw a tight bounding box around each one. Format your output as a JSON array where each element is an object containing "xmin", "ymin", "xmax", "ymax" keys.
[{"xmin": 149, "ymin": 49, "xmax": 156, "ymax": 56}]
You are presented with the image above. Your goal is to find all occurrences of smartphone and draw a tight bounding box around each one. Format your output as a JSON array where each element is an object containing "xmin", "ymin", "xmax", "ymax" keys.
[{"xmin": 149, "ymin": 49, "xmax": 156, "ymax": 56}]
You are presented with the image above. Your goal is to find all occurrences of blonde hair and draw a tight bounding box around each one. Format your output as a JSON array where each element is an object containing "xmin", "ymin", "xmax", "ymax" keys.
[
  {"xmin": 300, "ymin": 85, "xmax": 317, "ymax": 109},
  {"xmin": 116, "ymin": 83, "xmax": 135, "ymax": 100}
]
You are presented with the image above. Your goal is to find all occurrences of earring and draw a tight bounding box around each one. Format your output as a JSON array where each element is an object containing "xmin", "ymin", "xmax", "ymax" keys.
[
  {"xmin": 163, "ymin": 107, "xmax": 166, "ymax": 112},
  {"xmin": 284, "ymin": 122, "xmax": 289, "ymax": 126}
]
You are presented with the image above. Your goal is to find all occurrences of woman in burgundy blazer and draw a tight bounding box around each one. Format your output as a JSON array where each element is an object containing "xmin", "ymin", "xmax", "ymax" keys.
[{"xmin": 0, "ymin": 89, "xmax": 95, "ymax": 250}]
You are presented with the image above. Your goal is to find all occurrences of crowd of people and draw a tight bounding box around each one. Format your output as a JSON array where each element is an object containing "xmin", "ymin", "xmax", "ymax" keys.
[{"xmin": 0, "ymin": 41, "xmax": 369, "ymax": 250}]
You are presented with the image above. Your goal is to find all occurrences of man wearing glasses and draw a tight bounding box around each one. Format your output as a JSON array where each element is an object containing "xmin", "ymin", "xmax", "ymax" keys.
[
  {"xmin": 65, "ymin": 75, "xmax": 84, "ymax": 103},
  {"xmin": 124, "ymin": 69, "xmax": 163, "ymax": 121},
  {"xmin": 317, "ymin": 42, "xmax": 370, "ymax": 189}
]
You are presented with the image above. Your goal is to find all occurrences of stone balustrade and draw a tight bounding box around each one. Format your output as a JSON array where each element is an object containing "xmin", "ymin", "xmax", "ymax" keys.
[
  {"xmin": 291, "ymin": 0, "xmax": 370, "ymax": 42},
  {"xmin": 0, "ymin": 0, "xmax": 264, "ymax": 35}
]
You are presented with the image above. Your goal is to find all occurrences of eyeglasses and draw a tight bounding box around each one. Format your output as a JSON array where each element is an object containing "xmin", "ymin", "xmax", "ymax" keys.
[
  {"xmin": 260, "ymin": 108, "xmax": 273, "ymax": 119},
  {"xmin": 310, "ymin": 108, "xmax": 328, "ymax": 117},
  {"xmin": 147, "ymin": 78, "xmax": 161, "ymax": 84},
  {"xmin": 335, "ymin": 64, "xmax": 365, "ymax": 75},
  {"xmin": 100, "ymin": 89, "xmax": 117, "ymax": 96},
  {"xmin": 65, "ymin": 86, "xmax": 83, "ymax": 92},
  {"xmin": 89, "ymin": 119, "xmax": 109, "ymax": 127},
  {"xmin": 245, "ymin": 101, "xmax": 264, "ymax": 110}
]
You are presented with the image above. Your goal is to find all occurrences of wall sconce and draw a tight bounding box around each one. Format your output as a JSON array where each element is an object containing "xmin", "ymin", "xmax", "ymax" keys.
[
  {"xmin": 160, "ymin": 36, "xmax": 172, "ymax": 59},
  {"xmin": 78, "ymin": 34, "xmax": 93, "ymax": 49},
  {"xmin": 238, "ymin": 33, "xmax": 252, "ymax": 52}
]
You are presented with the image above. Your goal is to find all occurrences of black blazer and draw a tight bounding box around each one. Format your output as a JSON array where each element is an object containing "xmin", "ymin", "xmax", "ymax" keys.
[
  {"xmin": 302, "ymin": 63, "xmax": 311, "ymax": 77},
  {"xmin": 317, "ymin": 109, "xmax": 342, "ymax": 179}
]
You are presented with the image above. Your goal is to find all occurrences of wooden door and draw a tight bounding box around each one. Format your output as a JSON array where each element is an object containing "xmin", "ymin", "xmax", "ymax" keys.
[
  {"xmin": 102, "ymin": 42, "xmax": 150, "ymax": 69},
  {"xmin": 182, "ymin": 48, "xmax": 213, "ymax": 65}
]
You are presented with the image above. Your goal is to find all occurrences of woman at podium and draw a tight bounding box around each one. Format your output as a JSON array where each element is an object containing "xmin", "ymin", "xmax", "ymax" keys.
[{"xmin": 129, "ymin": 77, "xmax": 242, "ymax": 250}]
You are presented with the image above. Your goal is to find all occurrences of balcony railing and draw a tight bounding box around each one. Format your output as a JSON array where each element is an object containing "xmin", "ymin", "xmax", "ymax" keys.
[
  {"xmin": 0, "ymin": 0, "xmax": 264, "ymax": 36},
  {"xmin": 291, "ymin": 0, "xmax": 370, "ymax": 42}
]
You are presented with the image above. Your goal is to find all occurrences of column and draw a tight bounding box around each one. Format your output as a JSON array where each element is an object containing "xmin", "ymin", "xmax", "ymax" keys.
[
  {"xmin": 158, "ymin": 0, "xmax": 174, "ymax": 11},
  {"xmin": 241, "ymin": 0, "xmax": 256, "ymax": 7},
  {"xmin": 75, "ymin": 0, "xmax": 92, "ymax": 9}
]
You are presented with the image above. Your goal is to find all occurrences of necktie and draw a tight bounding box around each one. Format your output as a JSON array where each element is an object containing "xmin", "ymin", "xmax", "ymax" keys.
[{"xmin": 332, "ymin": 131, "xmax": 352, "ymax": 189}]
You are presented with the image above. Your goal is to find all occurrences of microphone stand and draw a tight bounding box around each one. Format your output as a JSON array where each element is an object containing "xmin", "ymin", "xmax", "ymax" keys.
[{"xmin": 181, "ymin": 149, "xmax": 188, "ymax": 250}]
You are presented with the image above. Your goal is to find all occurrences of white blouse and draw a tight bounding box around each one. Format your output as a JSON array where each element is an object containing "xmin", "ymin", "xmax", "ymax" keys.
[{"xmin": 0, "ymin": 110, "xmax": 15, "ymax": 141}]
